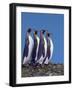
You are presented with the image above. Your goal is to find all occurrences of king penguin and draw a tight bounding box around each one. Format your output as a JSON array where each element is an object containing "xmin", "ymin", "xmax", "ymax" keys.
[
  {"xmin": 44, "ymin": 32, "xmax": 54, "ymax": 64},
  {"xmin": 22, "ymin": 28, "xmax": 34, "ymax": 65},
  {"xmin": 37, "ymin": 30, "xmax": 47, "ymax": 64},
  {"xmin": 31, "ymin": 31, "xmax": 40, "ymax": 65}
]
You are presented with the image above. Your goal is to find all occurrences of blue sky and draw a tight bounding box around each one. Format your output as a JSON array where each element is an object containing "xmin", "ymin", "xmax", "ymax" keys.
[{"xmin": 21, "ymin": 12, "xmax": 64, "ymax": 64}]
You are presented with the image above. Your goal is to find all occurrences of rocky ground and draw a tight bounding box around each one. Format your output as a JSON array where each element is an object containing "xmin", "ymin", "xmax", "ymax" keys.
[{"xmin": 21, "ymin": 63, "xmax": 64, "ymax": 77}]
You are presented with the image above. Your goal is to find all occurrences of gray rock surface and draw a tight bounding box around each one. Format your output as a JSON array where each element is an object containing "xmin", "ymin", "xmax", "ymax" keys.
[{"xmin": 22, "ymin": 63, "xmax": 64, "ymax": 77}]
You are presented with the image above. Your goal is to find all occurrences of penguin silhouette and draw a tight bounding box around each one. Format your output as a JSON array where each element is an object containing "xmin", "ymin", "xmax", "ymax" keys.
[
  {"xmin": 44, "ymin": 32, "xmax": 54, "ymax": 64},
  {"xmin": 31, "ymin": 31, "xmax": 40, "ymax": 65},
  {"xmin": 37, "ymin": 30, "xmax": 47, "ymax": 64},
  {"xmin": 22, "ymin": 28, "xmax": 34, "ymax": 65}
]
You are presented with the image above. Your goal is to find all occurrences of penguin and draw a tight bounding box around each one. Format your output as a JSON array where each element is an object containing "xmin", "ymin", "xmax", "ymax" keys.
[
  {"xmin": 22, "ymin": 28, "xmax": 34, "ymax": 65},
  {"xmin": 44, "ymin": 32, "xmax": 54, "ymax": 64},
  {"xmin": 37, "ymin": 30, "xmax": 47, "ymax": 64},
  {"xmin": 31, "ymin": 31, "xmax": 40, "ymax": 65},
  {"xmin": 35, "ymin": 32, "xmax": 40, "ymax": 62}
]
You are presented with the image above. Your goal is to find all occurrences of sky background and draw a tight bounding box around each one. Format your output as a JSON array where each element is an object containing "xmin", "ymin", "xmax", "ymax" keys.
[{"xmin": 21, "ymin": 12, "xmax": 64, "ymax": 64}]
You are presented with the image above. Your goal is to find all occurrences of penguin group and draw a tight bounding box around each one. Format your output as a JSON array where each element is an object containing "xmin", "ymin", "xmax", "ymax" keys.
[{"xmin": 22, "ymin": 28, "xmax": 53, "ymax": 66}]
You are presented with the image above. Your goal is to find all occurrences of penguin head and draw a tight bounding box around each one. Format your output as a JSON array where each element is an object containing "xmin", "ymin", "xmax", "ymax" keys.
[
  {"xmin": 33, "ymin": 31, "xmax": 38, "ymax": 38},
  {"xmin": 34, "ymin": 31, "xmax": 37, "ymax": 35},
  {"xmin": 27, "ymin": 28, "xmax": 32, "ymax": 33},
  {"xmin": 42, "ymin": 30, "xmax": 45, "ymax": 34},
  {"xmin": 46, "ymin": 31, "xmax": 50, "ymax": 37},
  {"xmin": 40, "ymin": 30, "xmax": 45, "ymax": 38}
]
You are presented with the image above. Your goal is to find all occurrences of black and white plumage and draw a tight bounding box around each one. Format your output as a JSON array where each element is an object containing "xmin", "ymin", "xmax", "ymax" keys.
[
  {"xmin": 44, "ymin": 33, "xmax": 53, "ymax": 64},
  {"xmin": 31, "ymin": 31, "xmax": 40, "ymax": 64},
  {"xmin": 37, "ymin": 30, "xmax": 47, "ymax": 64},
  {"xmin": 34, "ymin": 32, "xmax": 40, "ymax": 62},
  {"xmin": 22, "ymin": 29, "xmax": 34, "ymax": 64},
  {"xmin": 22, "ymin": 28, "xmax": 53, "ymax": 65}
]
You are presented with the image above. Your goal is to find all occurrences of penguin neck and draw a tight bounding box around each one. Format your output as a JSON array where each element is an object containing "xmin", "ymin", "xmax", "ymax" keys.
[
  {"xmin": 43, "ymin": 35, "xmax": 45, "ymax": 41},
  {"xmin": 40, "ymin": 34, "xmax": 43, "ymax": 39},
  {"xmin": 34, "ymin": 35, "xmax": 37, "ymax": 40},
  {"xmin": 35, "ymin": 34, "xmax": 37, "ymax": 38},
  {"xmin": 27, "ymin": 33, "xmax": 30, "ymax": 37},
  {"xmin": 49, "ymin": 37, "xmax": 51, "ymax": 40},
  {"xmin": 28, "ymin": 34, "xmax": 33, "ymax": 41}
]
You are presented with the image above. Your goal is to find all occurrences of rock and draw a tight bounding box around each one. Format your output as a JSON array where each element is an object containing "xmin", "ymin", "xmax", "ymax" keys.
[{"xmin": 22, "ymin": 63, "xmax": 64, "ymax": 77}]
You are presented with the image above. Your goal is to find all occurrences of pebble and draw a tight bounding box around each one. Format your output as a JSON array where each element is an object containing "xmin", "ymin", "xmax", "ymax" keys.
[{"xmin": 22, "ymin": 63, "xmax": 64, "ymax": 77}]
